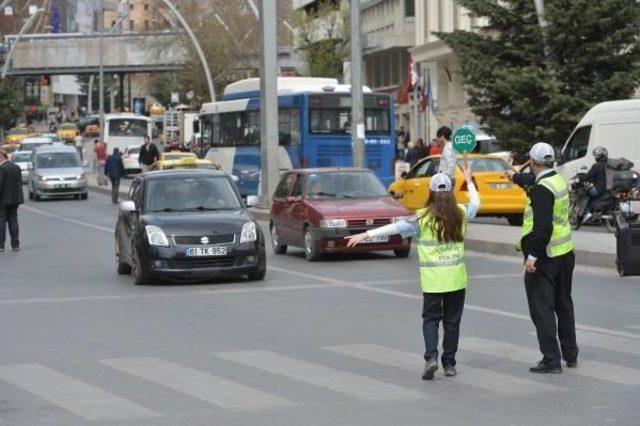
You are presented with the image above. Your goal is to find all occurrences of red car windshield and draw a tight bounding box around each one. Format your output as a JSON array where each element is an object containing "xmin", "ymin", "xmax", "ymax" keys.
[{"xmin": 307, "ymin": 172, "xmax": 388, "ymax": 199}]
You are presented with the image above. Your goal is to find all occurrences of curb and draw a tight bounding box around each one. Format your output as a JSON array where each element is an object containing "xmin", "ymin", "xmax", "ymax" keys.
[
  {"xmin": 88, "ymin": 183, "xmax": 129, "ymax": 199},
  {"xmin": 248, "ymin": 208, "xmax": 616, "ymax": 270}
]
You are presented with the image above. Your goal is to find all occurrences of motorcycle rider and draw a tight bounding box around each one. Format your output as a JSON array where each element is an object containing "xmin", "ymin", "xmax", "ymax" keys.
[{"xmin": 579, "ymin": 147, "xmax": 608, "ymax": 227}]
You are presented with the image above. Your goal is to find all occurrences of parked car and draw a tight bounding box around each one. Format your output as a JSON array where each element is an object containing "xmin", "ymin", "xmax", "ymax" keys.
[
  {"xmin": 388, "ymin": 154, "xmax": 526, "ymax": 226},
  {"xmin": 28, "ymin": 144, "xmax": 88, "ymax": 201},
  {"xmin": 19, "ymin": 137, "xmax": 53, "ymax": 153},
  {"xmin": 115, "ymin": 169, "xmax": 265, "ymax": 284},
  {"xmin": 122, "ymin": 145, "xmax": 141, "ymax": 176},
  {"xmin": 9, "ymin": 150, "xmax": 32, "ymax": 183},
  {"xmin": 270, "ymin": 168, "xmax": 412, "ymax": 261}
]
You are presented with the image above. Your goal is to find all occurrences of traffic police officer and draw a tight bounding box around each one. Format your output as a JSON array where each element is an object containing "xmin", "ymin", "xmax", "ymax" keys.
[{"xmin": 507, "ymin": 142, "xmax": 579, "ymax": 374}]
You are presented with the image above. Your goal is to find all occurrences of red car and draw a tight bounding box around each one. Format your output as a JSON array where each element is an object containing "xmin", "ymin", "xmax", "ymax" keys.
[{"xmin": 269, "ymin": 168, "xmax": 413, "ymax": 261}]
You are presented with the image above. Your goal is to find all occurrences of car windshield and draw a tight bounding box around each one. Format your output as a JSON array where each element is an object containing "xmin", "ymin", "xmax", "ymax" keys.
[
  {"xmin": 306, "ymin": 171, "xmax": 388, "ymax": 199},
  {"xmin": 456, "ymin": 158, "xmax": 511, "ymax": 173},
  {"xmin": 60, "ymin": 124, "xmax": 76, "ymax": 130},
  {"xmin": 164, "ymin": 153, "xmax": 194, "ymax": 161},
  {"xmin": 36, "ymin": 152, "xmax": 81, "ymax": 168},
  {"xmin": 127, "ymin": 147, "xmax": 140, "ymax": 154},
  {"xmin": 164, "ymin": 163, "xmax": 217, "ymax": 170},
  {"xmin": 145, "ymin": 176, "xmax": 241, "ymax": 212},
  {"xmin": 11, "ymin": 153, "xmax": 31, "ymax": 162},
  {"xmin": 8, "ymin": 129, "xmax": 26, "ymax": 135},
  {"xmin": 20, "ymin": 142, "xmax": 50, "ymax": 152},
  {"xmin": 109, "ymin": 119, "xmax": 148, "ymax": 137}
]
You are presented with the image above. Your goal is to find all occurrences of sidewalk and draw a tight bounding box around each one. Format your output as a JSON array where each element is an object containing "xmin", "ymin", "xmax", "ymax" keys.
[{"xmin": 85, "ymin": 174, "xmax": 619, "ymax": 270}]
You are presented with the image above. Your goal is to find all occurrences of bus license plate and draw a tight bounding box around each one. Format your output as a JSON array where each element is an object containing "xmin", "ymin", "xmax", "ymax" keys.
[
  {"xmin": 365, "ymin": 235, "xmax": 389, "ymax": 243},
  {"xmin": 491, "ymin": 183, "xmax": 513, "ymax": 190},
  {"xmin": 185, "ymin": 247, "xmax": 227, "ymax": 257}
]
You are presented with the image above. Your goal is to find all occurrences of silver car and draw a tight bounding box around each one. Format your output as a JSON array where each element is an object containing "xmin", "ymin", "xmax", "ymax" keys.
[
  {"xmin": 28, "ymin": 145, "xmax": 88, "ymax": 201},
  {"xmin": 9, "ymin": 150, "xmax": 32, "ymax": 183}
]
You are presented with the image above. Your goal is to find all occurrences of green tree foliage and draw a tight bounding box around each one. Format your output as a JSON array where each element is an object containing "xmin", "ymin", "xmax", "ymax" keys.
[
  {"xmin": 435, "ymin": 0, "xmax": 640, "ymax": 157},
  {"xmin": 292, "ymin": 0, "xmax": 349, "ymax": 79},
  {"xmin": 0, "ymin": 78, "xmax": 24, "ymax": 125}
]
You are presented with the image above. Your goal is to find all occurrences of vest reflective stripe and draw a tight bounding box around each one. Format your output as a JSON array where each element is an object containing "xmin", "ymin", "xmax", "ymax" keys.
[
  {"xmin": 416, "ymin": 206, "xmax": 468, "ymax": 293},
  {"xmin": 520, "ymin": 174, "xmax": 574, "ymax": 258}
]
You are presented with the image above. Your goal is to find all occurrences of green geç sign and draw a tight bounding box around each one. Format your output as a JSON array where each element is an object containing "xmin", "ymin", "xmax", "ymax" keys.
[{"xmin": 452, "ymin": 127, "xmax": 477, "ymax": 154}]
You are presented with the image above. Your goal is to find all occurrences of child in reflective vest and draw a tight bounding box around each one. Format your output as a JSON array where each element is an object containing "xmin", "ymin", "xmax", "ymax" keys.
[{"xmin": 346, "ymin": 166, "xmax": 479, "ymax": 380}]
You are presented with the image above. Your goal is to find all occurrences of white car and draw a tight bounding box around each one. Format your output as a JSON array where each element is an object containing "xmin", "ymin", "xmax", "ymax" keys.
[
  {"xmin": 9, "ymin": 150, "xmax": 32, "ymax": 183},
  {"xmin": 122, "ymin": 145, "xmax": 141, "ymax": 176}
]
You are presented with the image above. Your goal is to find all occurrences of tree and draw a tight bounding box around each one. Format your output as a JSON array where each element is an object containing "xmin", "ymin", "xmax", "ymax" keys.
[
  {"xmin": 0, "ymin": 78, "xmax": 24, "ymax": 128},
  {"xmin": 435, "ymin": 0, "xmax": 640, "ymax": 157},
  {"xmin": 291, "ymin": 0, "xmax": 349, "ymax": 79}
]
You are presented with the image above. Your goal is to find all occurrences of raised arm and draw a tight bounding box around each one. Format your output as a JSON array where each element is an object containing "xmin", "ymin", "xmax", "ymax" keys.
[
  {"xmin": 345, "ymin": 217, "xmax": 419, "ymax": 247},
  {"xmin": 463, "ymin": 165, "xmax": 481, "ymax": 220}
]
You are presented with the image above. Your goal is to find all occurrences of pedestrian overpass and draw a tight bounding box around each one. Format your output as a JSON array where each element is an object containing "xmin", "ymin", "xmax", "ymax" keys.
[{"xmin": 4, "ymin": 31, "xmax": 187, "ymax": 76}]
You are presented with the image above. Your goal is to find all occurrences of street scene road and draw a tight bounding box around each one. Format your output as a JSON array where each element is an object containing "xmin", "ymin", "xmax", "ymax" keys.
[{"xmin": 1, "ymin": 190, "xmax": 639, "ymax": 425}]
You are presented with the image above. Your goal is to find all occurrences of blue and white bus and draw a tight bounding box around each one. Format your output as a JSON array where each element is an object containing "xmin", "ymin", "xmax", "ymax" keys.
[{"xmin": 200, "ymin": 77, "xmax": 395, "ymax": 197}]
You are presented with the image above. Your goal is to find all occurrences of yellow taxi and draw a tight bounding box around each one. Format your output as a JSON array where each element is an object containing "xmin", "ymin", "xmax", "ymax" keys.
[
  {"xmin": 5, "ymin": 127, "xmax": 28, "ymax": 145},
  {"xmin": 159, "ymin": 151, "xmax": 197, "ymax": 162},
  {"xmin": 388, "ymin": 154, "xmax": 527, "ymax": 226},
  {"xmin": 57, "ymin": 123, "xmax": 79, "ymax": 142},
  {"xmin": 150, "ymin": 156, "xmax": 220, "ymax": 171}
]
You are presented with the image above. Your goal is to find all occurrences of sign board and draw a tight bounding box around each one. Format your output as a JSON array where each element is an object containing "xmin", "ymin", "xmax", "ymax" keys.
[
  {"xmin": 356, "ymin": 123, "xmax": 365, "ymax": 140},
  {"xmin": 171, "ymin": 92, "xmax": 179, "ymax": 104},
  {"xmin": 452, "ymin": 127, "xmax": 477, "ymax": 154}
]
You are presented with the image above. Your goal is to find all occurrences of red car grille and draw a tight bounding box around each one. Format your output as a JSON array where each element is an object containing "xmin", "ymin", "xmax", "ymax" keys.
[{"xmin": 347, "ymin": 218, "xmax": 392, "ymax": 228}]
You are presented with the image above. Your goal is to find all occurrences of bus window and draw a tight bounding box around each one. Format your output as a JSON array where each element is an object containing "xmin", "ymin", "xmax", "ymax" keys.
[
  {"xmin": 310, "ymin": 109, "xmax": 350, "ymax": 134},
  {"xmin": 365, "ymin": 109, "xmax": 390, "ymax": 135},
  {"xmin": 279, "ymin": 109, "xmax": 300, "ymax": 146}
]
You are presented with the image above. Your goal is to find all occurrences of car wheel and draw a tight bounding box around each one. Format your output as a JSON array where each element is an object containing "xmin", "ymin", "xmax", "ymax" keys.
[
  {"xmin": 507, "ymin": 214, "xmax": 524, "ymax": 226},
  {"xmin": 81, "ymin": 192, "xmax": 88, "ymax": 200},
  {"xmin": 34, "ymin": 191, "xmax": 41, "ymax": 201},
  {"xmin": 131, "ymin": 248, "xmax": 149, "ymax": 285},
  {"xmin": 394, "ymin": 245, "xmax": 411, "ymax": 258},
  {"xmin": 304, "ymin": 226, "xmax": 321, "ymax": 261},
  {"xmin": 28, "ymin": 189, "xmax": 33, "ymax": 200},
  {"xmin": 270, "ymin": 222, "xmax": 287, "ymax": 255},
  {"xmin": 247, "ymin": 247, "xmax": 267, "ymax": 281},
  {"xmin": 115, "ymin": 241, "xmax": 132, "ymax": 275}
]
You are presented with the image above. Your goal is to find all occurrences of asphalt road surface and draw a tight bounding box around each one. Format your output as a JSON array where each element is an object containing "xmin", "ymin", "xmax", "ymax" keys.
[{"xmin": 1, "ymin": 190, "xmax": 639, "ymax": 425}]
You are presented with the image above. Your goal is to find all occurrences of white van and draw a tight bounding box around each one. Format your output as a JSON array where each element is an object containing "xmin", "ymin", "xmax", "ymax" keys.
[
  {"xmin": 103, "ymin": 113, "xmax": 153, "ymax": 154},
  {"xmin": 557, "ymin": 99, "xmax": 640, "ymax": 180}
]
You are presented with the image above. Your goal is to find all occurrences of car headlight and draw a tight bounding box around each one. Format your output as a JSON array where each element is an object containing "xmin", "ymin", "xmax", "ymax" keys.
[
  {"xmin": 37, "ymin": 175, "xmax": 47, "ymax": 182},
  {"xmin": 393, "ymin": 215, "xmax": 414, "ymax": 223},
  {"xmin": 145, "ymin": 225, "xmax": 169, "ymax": 247},
  {"xmin": 240, "ymin": 221, "xmax": 257, "ymax": 243},
  {"xmin": 319, "ymin": 218, "xmax": 347, "ymax": 228},
  {"xmin": 77, "ymin": 173, "xmax": 86, "ymax": 180}
]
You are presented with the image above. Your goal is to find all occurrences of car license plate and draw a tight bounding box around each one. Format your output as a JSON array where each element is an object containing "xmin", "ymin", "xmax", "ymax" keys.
[
  {"xmin": 54, "ymin": 184, "xmax": 69, "ymax": 189},
  {"xmin": 185, "ymin": 247, "xmax": 228, "ymax": 257},
  {"xmin": 364, "ymin": 235, "xmax": 389, "ymax": 243},
  {"xmin": 490, "ymin": 183, "xmax": 513, "ymax": 190}
]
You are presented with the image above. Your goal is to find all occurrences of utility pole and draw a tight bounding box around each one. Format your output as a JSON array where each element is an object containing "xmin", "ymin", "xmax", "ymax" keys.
[
  {"xmin": 349, "ymin": 0, "xmax": 365, "ymax": 168},
  {"xmin": 258, "ymin": 0, "xmax": 278, "ymax": 207},
  {"xmin": 533, "ymin": 0, "xmax": 552, "ymax": 71},
  {"xmin": 99, "ymin": 0, "xmax": 105, "ymax": 134}
]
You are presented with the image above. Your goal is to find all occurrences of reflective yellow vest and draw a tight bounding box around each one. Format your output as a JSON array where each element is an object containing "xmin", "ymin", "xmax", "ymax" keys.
[
  {"xmin": 521, "ymin": 173, "xmax": 574, "ymax": 258},
  {"xmin": 417, "ymin": 205, "xmax": 468, "ymax": 293}
]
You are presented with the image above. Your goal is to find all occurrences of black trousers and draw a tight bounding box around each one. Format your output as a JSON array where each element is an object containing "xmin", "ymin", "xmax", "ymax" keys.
[
  {"xmin": 0, "ymin": 204, "xmax": 19, "ymax": 249},
  {"xmin": 110, "ymin": 178, "xmax": 120, "ymax": 204},
  {"xmin": 422, "ymin": 289, "xmax": 466, "ymax": 365},
  {"xmin": 524, "ymin": 252, "xmax": 578, "ymax": 368}
]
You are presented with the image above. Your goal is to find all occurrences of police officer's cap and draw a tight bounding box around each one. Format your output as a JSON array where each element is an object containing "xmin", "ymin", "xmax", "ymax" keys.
[
  {"xmin": 429, "ymin": 173, "xmax": 453, "ymax": 192},
  {"xmin": 529, "ymin": 142, "xmax": 555, "ymax": 164}
]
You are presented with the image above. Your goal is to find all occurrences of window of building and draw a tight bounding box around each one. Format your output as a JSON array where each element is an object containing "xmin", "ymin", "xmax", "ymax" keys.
[
  {"xmin": 405, "ymin": 0, "xmax": 415, "ymax": 17},
  {"xmin": 129, "ymin": 3, "xmax": 134, "ymax": 10},
  {"xmin": 144, "ymin": 20, "xmax": 149, "ymax": 30},
  {"xmin": 130, "ymin": 20, "xmax": 135, "ymax": 30},
  {"xmin": 144, "ymin": 3, "xmax": 149, "ymax": 11}
]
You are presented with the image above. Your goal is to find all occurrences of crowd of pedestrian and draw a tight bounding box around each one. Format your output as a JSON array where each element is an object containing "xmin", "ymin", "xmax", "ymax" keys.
[{"xmin": 397, "ymin": 127, "xmax": 451, "ymax": 169}]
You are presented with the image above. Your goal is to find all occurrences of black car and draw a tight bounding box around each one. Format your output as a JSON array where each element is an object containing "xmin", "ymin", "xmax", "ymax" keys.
[{"xmin": 115, "ymin": 169, "xmax": 266, "ymax": 284}]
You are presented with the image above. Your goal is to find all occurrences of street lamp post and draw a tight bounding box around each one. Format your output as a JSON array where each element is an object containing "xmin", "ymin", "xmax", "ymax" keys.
[
  {"xmin": 160, "ymin": 0, "xmax": 215, "ymax": 102},
  {"xmin": 349, "ymin": 0, "xmax": 365, "ymax": 168},
  {"xmin": 99, "ymin": 0, "xmax": 105, "ymax": 138},
  {"xmin": 1, "ymin": 8, "xmax": 45, "ymax": 79},
  {"xmin": 533, "ymin": 0, "xmax": 552, "ymax": 70}
]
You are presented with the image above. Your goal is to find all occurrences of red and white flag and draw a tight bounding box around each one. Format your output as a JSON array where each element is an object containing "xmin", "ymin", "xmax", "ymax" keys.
[{"xmin": 406, "ymin": 54, "xmax": 419, "ymax": 92}]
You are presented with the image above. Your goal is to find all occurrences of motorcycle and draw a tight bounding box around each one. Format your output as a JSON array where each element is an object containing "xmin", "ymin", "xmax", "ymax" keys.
[{"xmin": 569, "ymin": 173, "xmax": 636, "ymax": 233}]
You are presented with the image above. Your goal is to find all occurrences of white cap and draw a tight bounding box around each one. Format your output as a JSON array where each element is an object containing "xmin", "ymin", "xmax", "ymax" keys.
[
  {"xmin": 529, "ymin": 142, "xmax": 555, "ymax": 164},
  {"xmin": 429, "ymin": 173, "xmax": 453, "ymax": 192}
]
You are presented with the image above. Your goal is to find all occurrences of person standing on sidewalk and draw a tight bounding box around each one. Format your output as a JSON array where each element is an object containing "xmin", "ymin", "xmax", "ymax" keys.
[
  {"xmin": 506, "ymin": 142, "xmax": 578, "ymax": 374},
  {"xmin": 346, "ymin": 166, "xmax": 480, "ymax": 380},
  {"xmin": 93, "ymin": 139, "xmax": 108, "ymax": 186},
  {"xmin": 104, "ymin": 148, "xmax": 125, "ymax": 204},
  {"xmin": 0, "ymin": 150, "xmax": 24, "ymax": 252},
  {"xmin": 139, "ymin": 136, "xmax": 159, "ymax": 172},
  {"xmin": 437, "ymin": 126, "xmax": 456, "ymax": 186}
]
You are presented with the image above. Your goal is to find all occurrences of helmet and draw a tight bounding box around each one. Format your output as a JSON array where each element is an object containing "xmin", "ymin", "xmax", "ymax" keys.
[{"xmin": 593, "ymin": 146, "xmax": 608, "ymax": 161}]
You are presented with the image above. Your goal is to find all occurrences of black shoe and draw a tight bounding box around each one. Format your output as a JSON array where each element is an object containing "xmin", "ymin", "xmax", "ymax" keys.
[
  {"xmin": 422, "ymin": 359, "xmax": 439, "ymax": 380},
  {"xmin": 12, "ymin": 246, "xmax": 19, "ymax": 252},
  {"xmin": 529, "ymin": 361, "xmax": 562, "ymax": 374},
  {"xmin": 566, "ymin": 360, "xmax": 578, "ymax": 368},
  {"xmin": 444, "ymin": 365, "xmax": 457, "ymax": 377}
]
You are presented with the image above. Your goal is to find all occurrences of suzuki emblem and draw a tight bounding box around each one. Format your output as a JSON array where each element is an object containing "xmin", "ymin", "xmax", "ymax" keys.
[
  {"xmin": 366, "ymin": 218, "xmax": 374, "ymax": 226},
  {"xmin": 200, "ymin": 236, "xmax": 210, "ymax": 245}
]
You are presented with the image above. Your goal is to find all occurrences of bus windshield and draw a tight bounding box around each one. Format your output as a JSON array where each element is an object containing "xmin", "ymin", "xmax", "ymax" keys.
[{"xmin": 108, "ymin": 119, "xmax": 148, "ymax": 137}]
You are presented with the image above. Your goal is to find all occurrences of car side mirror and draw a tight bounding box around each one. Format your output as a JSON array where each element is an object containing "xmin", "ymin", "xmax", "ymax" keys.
[
  {"xmin": 120, "ymin": 200, "xmax": 136, "ymax": 213},
  {"xmin": 246, "ymin": 195, "xmax": 259, "ymax": 208},
  {"xmin": 231, "ymin": 174, "xmax": 239, "ymax": 183},
  {"xmin": 400, "ymin": 171, "xmax": 408, "ymax": 179}
]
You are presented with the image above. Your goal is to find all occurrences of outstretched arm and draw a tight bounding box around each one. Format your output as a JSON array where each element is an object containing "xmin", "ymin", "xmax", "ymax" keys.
[{"xmin": 345, "ymin": 217, "xmax": 418, "ymax": 247}]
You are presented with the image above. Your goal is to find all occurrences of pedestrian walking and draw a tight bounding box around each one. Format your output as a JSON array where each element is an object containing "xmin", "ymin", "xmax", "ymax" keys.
[
  {"xmin": 346, "ymin": 167, "xmax": 480, "ymax": 380},
  {"xmin": 506, "ymin": 142, "xmax": 578, "ymax": 374},
  {"xmin": 93, "ymin": 139, "xmax": 108, "ymax": 186},
  {"xmin": 436, "ymin": 126, "xmax": 456, "ymax": 186},
  {"xmin": 0, "ymin": 150, "xmax": 24, "ymax": 252},
  {"xmin": 139, "ymin": 136, "xmax": 159, "ymax": 172},
  {"xmin": 104, "ymin": 148, "xmax": 125, "ymax": 204}
]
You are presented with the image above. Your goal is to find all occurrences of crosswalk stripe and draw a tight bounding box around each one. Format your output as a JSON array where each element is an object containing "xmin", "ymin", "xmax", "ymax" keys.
[
  {"xmin": 324, "ymin": 344, "xmax": 561, "ymax": 395},
  {"xmin": 216, "ymin": 350, "xmax": 425, "ymax": 401},
  {"xmin": 575, "ymin": 330, "xmax": 640, "ymax": 357},
  {"xmin": 463, "ymin": 337, "xmax": 640, "ymax": 385},
  {"xmin": 0, "ymin": 364, "xmax": 159, "ymax": 421},
  {"xmin": 100, "ymin": 357, "xmax": 292, "ymax": 411}
]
